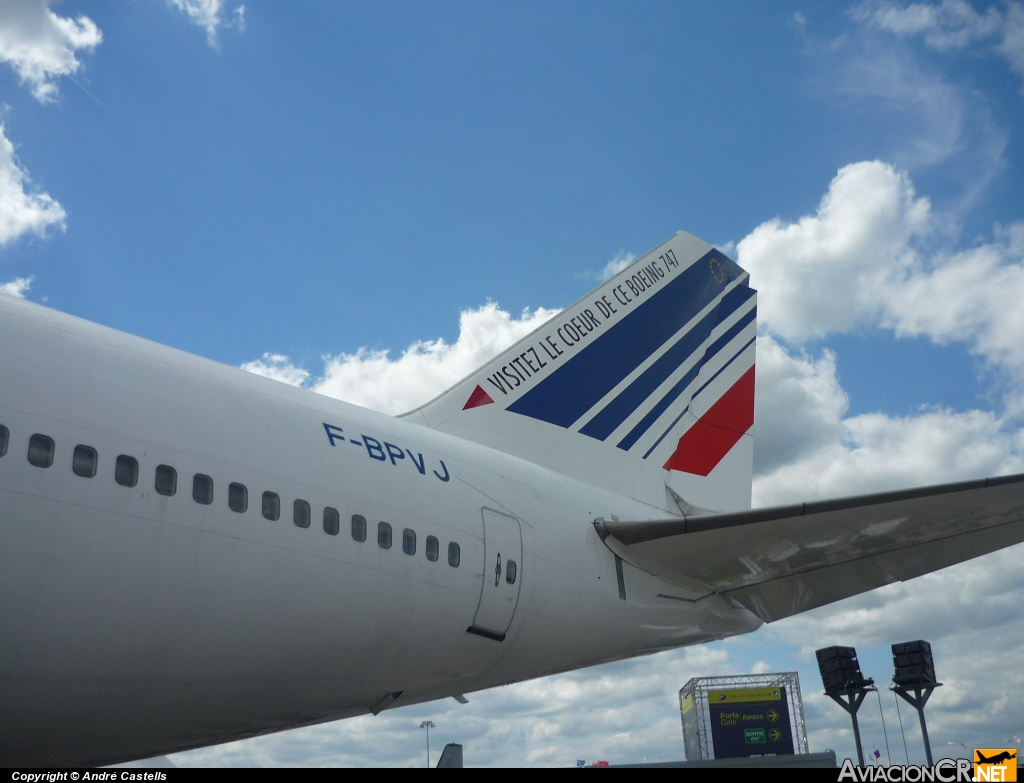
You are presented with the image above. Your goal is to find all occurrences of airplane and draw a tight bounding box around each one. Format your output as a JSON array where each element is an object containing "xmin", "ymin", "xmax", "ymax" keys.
[
  {"xmin": 976, "ymin": 751, "xmax": 1017, "ymax": 765},
  {"xmin": 2, "ymin": 231, "xmax": 1023, "ymax": 767}
]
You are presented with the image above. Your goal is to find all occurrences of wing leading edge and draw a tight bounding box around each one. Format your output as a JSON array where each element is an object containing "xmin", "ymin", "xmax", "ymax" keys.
[{"xmin": 594, "ymin": 473, "xmax": 1024, "ymax": 623}]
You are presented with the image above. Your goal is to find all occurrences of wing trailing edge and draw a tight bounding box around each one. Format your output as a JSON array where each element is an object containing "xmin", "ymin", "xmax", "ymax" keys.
[{"xmin": 594, "ymin": 473, "xmax": 1024, "ymax": 622}]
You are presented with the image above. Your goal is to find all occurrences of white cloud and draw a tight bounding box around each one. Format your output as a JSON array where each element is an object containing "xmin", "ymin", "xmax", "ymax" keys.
[
  {"xmin": 243, "ymin": 303, "xmax": 560, "ymax": 415},
  {"xmin": 597, "ymin": 251, "xmax": 636, "ymax": 282},
  {"xmin": 0, "ymin": 0, "xmax": 102, "ymax": 104},
  {"xmin": 739, "ymin": 161, "xmax": 1024, "ymax": 387},
  {"xmin": 0, "ymin": 124, "xmax": 65, "ymax": 247},
  {"xmin": 0, "ymin": 2, "xmax": 83, "ymax": 258},
  {"xmin": 167, "ymin": 0, "xmax": 245, "ymax": 48},
  {"xmin": 240, "ymin": 353, "xmax": 309, "ymax": 387},
  {"xmin": 808, "ymin": 3, "xmax": 1012, "ymax": 208},
  {"xmin": 853, "ymin": 0, "xmax": 1002, "ymax": 50},
  {"xmin": 852, "ymin": 0, "xmax": 1024, "ymax": 93},
  {"xmin": 739, "ymin": 159, "xmax": 1024, "ymax": 503},
  {"xmin": 886, "ymin": 223, "xmax": 1024, "ymax": 373},
  {"xmin": 754, "ymin": 404, "xmax": 1024, "ymax": 507},
  {"xmin": 714, "ymin": 240, "xmax": 736, "ymax": 258},
  {"xmin": 834, "ymin": 42, "xmax": 1008, "ymax": 181},
  {"xmin": 316, "ymin": 303, "xmax": 558, "ymax": 414},
  {"xmin": 738, "ymin": 161, "xmax": 932, "ymax": 342},
  {"xmin": 1001, "ymin": 2, "xmax": 1024, "ymax": 83},
  {"xmin": 753, "ymin": 335, "xmax": 848, "ymax": 477},
  {"xmin": 0, "ymin": 275, "xmax": 31, "ymax": 297}
]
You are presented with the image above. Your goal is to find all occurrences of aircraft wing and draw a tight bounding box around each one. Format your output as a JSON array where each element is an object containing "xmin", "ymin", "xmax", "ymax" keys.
[{"xmin": 594, "ymin": 473, "xmax": 1024, "ymax": 622}]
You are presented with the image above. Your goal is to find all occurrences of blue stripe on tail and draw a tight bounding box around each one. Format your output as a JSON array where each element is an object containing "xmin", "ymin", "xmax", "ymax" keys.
[
  {"xmin": 617, "ymin": 310, "xmax": 756, "ymax": 452},
  {"xmin": 633, "ymin": 331, "xmax": 755, "ymax": 456},
  {"xmin": 506, "ymin": 250, "xmax": 745, "ymax": 428},
  {"xmin": 579, "ymin": 286, "xmax": 755, "ymax": 442}
]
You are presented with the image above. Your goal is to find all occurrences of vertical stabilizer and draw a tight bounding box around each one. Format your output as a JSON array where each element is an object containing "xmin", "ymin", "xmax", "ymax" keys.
[{"xmin": 403, "ymin": 232, "xmax": 756, "ymax": 513}]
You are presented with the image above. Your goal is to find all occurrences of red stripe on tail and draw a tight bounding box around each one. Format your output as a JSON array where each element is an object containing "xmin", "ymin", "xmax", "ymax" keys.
[{"xmin": 663, "ymin": 367, "xmax": 754, "ymax": 476}]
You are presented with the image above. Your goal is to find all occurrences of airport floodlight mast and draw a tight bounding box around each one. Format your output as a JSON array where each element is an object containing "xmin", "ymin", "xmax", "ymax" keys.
[
  {"xmin": 890, "ymin": 640, "xmax": 941, "ymax": 766},
  {"xmin": 816, "ymin": 646, "xmax": 876, "ymax": 767},
  {"xmin": 420, "ymin": 720, "xmax": 435, "ymax": 768}
]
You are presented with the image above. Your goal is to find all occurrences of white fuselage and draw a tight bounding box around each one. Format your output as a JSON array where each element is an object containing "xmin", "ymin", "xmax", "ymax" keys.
[{"xmin": 0, "ymin": 297, "xmax": 760, "ymax": 766}]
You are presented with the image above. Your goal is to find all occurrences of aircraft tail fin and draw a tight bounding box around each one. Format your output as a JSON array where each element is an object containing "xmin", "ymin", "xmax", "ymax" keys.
[{"xmin": 403, "ymin": 232, "xmax": 757, "ymax": 513}]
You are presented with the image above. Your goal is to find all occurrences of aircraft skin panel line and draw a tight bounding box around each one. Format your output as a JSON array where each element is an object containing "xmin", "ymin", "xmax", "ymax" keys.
[{"xmin": 1, "ymin": 231, "xmax": 1021, "ymax": 766}]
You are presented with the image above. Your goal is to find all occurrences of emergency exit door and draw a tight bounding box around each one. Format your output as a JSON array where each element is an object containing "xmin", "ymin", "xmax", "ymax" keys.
[{"xmin": 467, "ymin": 508, "xmax": 523, "ymax": 642}]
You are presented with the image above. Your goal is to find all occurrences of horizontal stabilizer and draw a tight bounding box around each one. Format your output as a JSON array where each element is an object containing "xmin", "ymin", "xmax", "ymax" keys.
[{"xmin": 594, "ymin": 473, "xmax": 1024, "ymax": 622}]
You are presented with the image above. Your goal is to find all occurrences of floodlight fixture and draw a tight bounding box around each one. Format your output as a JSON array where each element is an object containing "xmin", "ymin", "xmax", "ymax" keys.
[
  {"xmin": 816, "ymin": 645, "xmax": 875, "ymax": 766},
  {"xmin": 891, "ymin": 640, "xmax": 941, "ymax": 766},
  {"xmin": 892, "ymin": 639, "xmax": 937, "ymax": 687},
  {"xmin": 420, "ymin": 720, "xmax": 435, "ymax": 768},
  {"xmin": 817, "ymin": 646, "xmax": 873, "ymax": 694}
]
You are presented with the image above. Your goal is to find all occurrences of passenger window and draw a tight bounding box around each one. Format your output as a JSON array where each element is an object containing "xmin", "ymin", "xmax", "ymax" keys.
[
  {"xmin": 27, "ymin": 434, "xmax": 54, "ymax": 468},
  {"xmin": 155, "ymin": 464, "xmax": 177, "ymax": 496},
  {"xmin": 0, "ymin": 424, "xmax": 9, "ymax": 457},
  {"xmin": 262, "ymin": 491, "xmax": 280, "ymax": 521},
  {"xmin": 403, "ymin": 528, "xmax": 416, "ymax": 556},
  {"xmin": 192, "ymin": 473, "xmax": 213, "ymax": 504},
  {"xmin": 294, "ymin": 499, "xmax": 311, "ymax": 528},
  {"xmin": 72, "ymin": 445, "xmax": 97, "ymax": 478},
  {"xmin": 448, "ymin": 541, "xmax": 460, "ymax": 568},
  {"xmin": 425, "ymin": 535, "xmax": 439, "ymax": 562},
  {"xmin": 351, "ymin": 514, "xmax": 367, "ymax": 542},
  {"xmin": 323, "ymin": 507, "xmax": 340, "ymax": 535},
  {"xmin": 378, "ymin": 521, "xmax": 392, "ymax": 549},
  {"xmin": 115, "ymin": 455, "xmax": 138, "ymax": 487},
  {"xmin": 506, "ymin": 559, "xmax": 517, "ymax": 585},
  {"xmin": 229, "ymin": 483, "xmax": 247, "ymax": 513}
]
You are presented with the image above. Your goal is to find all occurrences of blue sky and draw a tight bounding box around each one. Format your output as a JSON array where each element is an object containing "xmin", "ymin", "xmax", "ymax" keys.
[{"xmin": 3, "ymin": 0, "xmax": 1024, "ymax": 767}]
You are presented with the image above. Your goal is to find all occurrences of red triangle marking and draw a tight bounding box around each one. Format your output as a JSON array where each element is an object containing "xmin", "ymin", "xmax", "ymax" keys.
[{"xmin": 463, "ymin": 384, "xmax": 495, "ymax": 410}]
